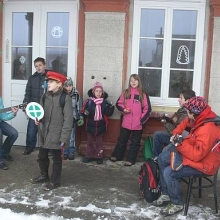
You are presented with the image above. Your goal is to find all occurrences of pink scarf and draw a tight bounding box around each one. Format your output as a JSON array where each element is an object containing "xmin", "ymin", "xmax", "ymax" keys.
[{"xmin": 91, "ymin": 97, "xmax": 104, "ymax": 121}]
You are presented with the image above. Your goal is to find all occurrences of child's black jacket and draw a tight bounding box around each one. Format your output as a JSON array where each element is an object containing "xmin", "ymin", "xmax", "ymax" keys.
[{"xmin": 82, "ymin": 89, "xmax": 114, "ymax": 136}]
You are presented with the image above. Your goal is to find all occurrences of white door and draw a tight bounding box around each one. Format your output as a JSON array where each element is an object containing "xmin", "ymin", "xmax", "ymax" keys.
[{"xmin": 2, "ymin": 1, "xmax": 79, "ymax": 145}]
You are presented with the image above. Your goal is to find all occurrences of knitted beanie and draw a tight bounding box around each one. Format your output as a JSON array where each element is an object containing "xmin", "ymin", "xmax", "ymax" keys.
[
  {"xmin": 183, "ymin": 96, "xmax": 207, "ymax": 114},
  {"xmin": 64, "ymin": 77, "xmax": 73, "ymax": 87},
  {"xmin": 92, "ymin": 82, "xmax": 103, "ymax": 92}
]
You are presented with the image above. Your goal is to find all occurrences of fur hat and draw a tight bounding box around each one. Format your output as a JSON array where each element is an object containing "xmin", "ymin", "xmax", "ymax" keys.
[
  {"xmin": 183, "ymin": 96, "xmax": 207, "ymax": 114},
  {"xmin": 64, "ymin": 77, "xmax": 73, "ymax": 87},
  {"xmin": 47, "ymin": 71, "xmax": 67, "ymax": 84},
  {"xmin": 92, "ymin": 82, "xmax": 103, "ymax": 92}
]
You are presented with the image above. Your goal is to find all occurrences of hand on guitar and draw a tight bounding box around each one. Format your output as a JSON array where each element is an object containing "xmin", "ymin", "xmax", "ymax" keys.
[{"xmin": 11, "ymin": 106, "xmax": 19, "ymax": 116}]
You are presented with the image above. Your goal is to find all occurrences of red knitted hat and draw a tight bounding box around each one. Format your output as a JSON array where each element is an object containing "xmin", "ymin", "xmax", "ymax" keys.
[
  {"xmin": 47, "ymin": 71, "xmax": 67, "ymax": 85},
  {"xmin": 92, "ymin": 82, "xmax": 103, "ymax": 92},
  {"xmin": 183, "ymin": 96, "xmax": 207, "ymax": 114}
]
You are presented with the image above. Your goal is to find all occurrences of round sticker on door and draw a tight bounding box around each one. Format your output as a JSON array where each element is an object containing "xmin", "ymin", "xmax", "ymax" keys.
[{"xmin": 26, "ymin": 102, "xmax": 44, "ymax": 120}]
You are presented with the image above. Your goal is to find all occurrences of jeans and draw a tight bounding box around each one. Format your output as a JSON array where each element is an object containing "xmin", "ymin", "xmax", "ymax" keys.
[
  {"xmin": 26, "ymin": 118, "xmax": 38, "ymax": 151},
  {"xmin": 158, "ymin": 150, "xmax": 203, "ymax": 204},
  {"xmin": 0, "ymin": 121, "xmax": 18, "ymax": 163},
  {"xmin": 64, "ymin": 121, "xmax": 76, "ymax": 155},
  {"xmin": 153, "ymin": 130, "xmax": 171, "ymax": 157}
]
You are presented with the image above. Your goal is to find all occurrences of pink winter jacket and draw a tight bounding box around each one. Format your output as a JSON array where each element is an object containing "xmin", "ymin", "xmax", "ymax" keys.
[{"xmin": 116, "ymin": 87, "xmax": 151, "ymax": 130}]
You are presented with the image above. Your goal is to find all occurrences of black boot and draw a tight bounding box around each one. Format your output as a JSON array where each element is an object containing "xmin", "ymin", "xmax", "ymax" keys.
[{"xmin": 31, "ymin": 174, "xmax": 49, "ymax": 184}]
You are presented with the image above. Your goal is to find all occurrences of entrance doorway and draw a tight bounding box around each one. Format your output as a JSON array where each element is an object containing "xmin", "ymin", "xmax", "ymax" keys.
[{"xmin": 2, "ymin": 1, "xmax": 79, "ymax": 145}]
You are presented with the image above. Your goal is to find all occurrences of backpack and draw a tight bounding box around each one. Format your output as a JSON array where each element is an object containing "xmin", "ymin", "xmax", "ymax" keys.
[
  {"xmin": 139, "ymin": 158, "xmax": 161, "ymax": 203},
  {"xmin": 42, "ymin": 91, "xmax": 67, "ymax": 112}
]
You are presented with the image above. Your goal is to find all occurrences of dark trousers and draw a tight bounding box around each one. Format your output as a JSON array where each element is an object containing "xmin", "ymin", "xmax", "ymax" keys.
[
  {"xmin": 111, "ymin": 127, "xmax": 142, "ymax": 164},
  {"xmin": 26, "ymin": 118, "xmax": 38, "ymax": 151},
  {"xmin": 86, "ymin": 133, "xmax": 103, "ymax": 159},
  {"xmin": 38, "ymin": 147, "xmax": 62, "ymax": 185}
]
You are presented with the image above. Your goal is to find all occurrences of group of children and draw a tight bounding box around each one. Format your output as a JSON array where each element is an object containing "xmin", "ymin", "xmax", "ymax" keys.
[
  {"xmin": 1, "ymin": 56, "xmax": 219, "ymax": 219},
  {"xmin": 28, "ymin": 68, "xmax": 151, "ymax": 190}
]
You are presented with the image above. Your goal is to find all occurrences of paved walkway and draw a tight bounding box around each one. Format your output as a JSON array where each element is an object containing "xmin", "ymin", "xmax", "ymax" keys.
[{"xmin": 0, "ymin": 146, "xmax": 219, "ymax": 220}]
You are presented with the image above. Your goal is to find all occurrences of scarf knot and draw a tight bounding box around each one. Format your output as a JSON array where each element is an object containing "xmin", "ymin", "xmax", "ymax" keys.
[{"xmin": 91, "ymin": 97, "xmax": 104, "ymax": 121}]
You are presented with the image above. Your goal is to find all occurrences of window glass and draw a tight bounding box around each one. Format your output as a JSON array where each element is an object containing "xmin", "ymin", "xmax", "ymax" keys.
[
  {"xmin": 172, "ymin": 10, "xmax": 197, "ymax": 39},
  {"xmin": 170, "ymin": 40, "xmax": 195, "ymax": 69},
  {"xmin": 139, "ymin": 68, "xmax": 161, "ymax": 97},
  {"xmin": 169, "ymin": 70, "xmax": 193, "ymax": 98},
  {"xmin": 139, "ymin": 9, "xmax": 165, "ymax": 96},
  {"xmin": 12, "ymin": 12, "xmax": 33, "ymax": 80},
  {"xmin": 139, "ymin": 39, "xmax": 163, "ymax": 68},
  {"xmin": 140, "ymin": 9, "xmax": 165, "ymax": 38}
]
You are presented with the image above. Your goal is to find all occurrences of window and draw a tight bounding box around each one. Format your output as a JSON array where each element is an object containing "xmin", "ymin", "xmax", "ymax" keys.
[{"xmin": 131, "ymin": 0, "xmax": 206, "ymax": 106}]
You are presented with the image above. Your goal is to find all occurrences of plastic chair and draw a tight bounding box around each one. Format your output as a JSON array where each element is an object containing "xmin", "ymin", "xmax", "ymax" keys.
[{"xmin": 181, "ymin": 169, "xmax": 219, "ymax": 216}]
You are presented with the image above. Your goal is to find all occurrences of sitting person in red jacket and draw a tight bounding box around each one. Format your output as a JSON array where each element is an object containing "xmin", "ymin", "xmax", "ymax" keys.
[{"xmin": 153, "ymin": 96, "xmax": 220, "ymax": 216}]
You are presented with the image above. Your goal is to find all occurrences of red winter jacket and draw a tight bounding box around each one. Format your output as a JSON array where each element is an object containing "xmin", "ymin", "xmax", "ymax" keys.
[
  {"xmin": 116, "ymin": 87, "xmax": 151, "ymax": 130},
  {"xmin": 176, "ymin": 106, "xmax": 220, "ymax": 175}
]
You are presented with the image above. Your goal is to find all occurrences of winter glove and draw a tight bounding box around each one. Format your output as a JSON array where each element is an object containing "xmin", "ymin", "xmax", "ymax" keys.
[{"xmin": 77, "ymin": 117, "xmax": 84, "ymax": 126}]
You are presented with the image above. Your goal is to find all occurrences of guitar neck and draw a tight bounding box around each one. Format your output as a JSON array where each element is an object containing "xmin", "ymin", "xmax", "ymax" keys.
[{"xmin": 0, "ymin": 106, "xmax": 17, "ymax": 114}]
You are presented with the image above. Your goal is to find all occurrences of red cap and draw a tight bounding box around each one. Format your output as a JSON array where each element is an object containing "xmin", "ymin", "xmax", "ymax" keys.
[{"xmin": 46, "ymin": 71, "xmax": 67, "ymax": 84}]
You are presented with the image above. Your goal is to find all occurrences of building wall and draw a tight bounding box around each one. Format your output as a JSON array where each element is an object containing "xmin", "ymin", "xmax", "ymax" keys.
[
  {"xmin": 209, "ymin": 17, "xmax": 220, "ymax": 114},
  {"xmin": 83, "ymin": 12, "xmax": 125, "ymax": 119}
]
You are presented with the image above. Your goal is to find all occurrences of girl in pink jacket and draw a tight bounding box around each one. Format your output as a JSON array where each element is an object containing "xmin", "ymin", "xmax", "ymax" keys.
[{"xmin": 111, "ymin": 74, "xmax": 151, "ymax": 166}]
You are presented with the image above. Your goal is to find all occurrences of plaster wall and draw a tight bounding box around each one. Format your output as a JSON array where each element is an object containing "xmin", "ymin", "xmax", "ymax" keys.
[
  {"xmin": 208, "ymin": 17, "xmax": 220, "ymax": 114},
  {"xmin": 83, "ymin": 12, "xmax": 125, "ymax": 119}
]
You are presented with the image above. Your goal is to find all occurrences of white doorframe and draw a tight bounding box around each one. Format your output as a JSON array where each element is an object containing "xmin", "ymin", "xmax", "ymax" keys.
[{"xmin": 2, "ymin": 1, "xmax": 79, "ymax": 145}]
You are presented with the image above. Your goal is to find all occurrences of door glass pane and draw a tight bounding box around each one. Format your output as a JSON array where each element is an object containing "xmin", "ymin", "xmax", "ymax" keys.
[
  {"xmin": 46, "ymin": 12, "xmax": 69, "ymax": 76},
  {"xmin": 46, "ymin": 48, "xmax": 68, "ymax": 76},
  {"xmin": 169, "ymin": 70, "xmax": 193, "ymax": 98},
  {"xmin": 11, "ymin": 12, "xmax": 33, "ymax": 80},
  {"xmin": 172, "ymin": 10, "xmax": 197, "ymax": 39},
  {"xmin": 139, "ymin": 68, "xmax": 161, "ymax": 97},
  {"xmin": 140, "ymin": 9, "xmax": 165, "ymax": 38},
  {"xmin": 12, "ymin": 13, "xmax": 33, "ymax": 46},
  {"xmin": 12, "ymin": 48, "xmax": 32, "ymax": 80},
  {"xmin": 46, "ymin": 12, "xmax": 69, "ymax": 46}
]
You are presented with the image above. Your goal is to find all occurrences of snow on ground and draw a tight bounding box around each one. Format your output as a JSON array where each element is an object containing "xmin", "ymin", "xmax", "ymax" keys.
[{"xmin": 0, "ymin": 183, "xmax": 219, "ymax": 220}]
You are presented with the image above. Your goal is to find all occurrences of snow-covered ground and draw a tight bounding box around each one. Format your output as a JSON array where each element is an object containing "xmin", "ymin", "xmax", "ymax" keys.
[
  {"xmin": 0, "ymin": 183, "xmax": 219, "ymax": 220},
  {"xmin": 0, "ymin": 148, "xmax": 219, "ymax": 220}
]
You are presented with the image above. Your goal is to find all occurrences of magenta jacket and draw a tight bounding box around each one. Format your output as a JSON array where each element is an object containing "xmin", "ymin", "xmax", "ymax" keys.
[{"xmin": 116, "ymin": 87, "xmax": 151, "ymax": 130}]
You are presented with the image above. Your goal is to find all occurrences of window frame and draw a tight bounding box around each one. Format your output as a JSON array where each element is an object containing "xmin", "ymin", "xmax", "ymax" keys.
[{"xmin": 131, "ymin": 0, "xmax": 206, "ymax": 107}]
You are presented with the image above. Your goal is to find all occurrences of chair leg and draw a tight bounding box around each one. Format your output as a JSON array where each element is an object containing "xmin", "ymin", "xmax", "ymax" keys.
[
  {"xmin": 184, "ymin": 177, "xmax": 194, "ymax": 216},
  {"xmin": 199, "ymin": 177, "xmax": 202, "ymax": 198},
  {"xmin": 213, "ymin": 174, "xmax": 218, "ymax": 213}
]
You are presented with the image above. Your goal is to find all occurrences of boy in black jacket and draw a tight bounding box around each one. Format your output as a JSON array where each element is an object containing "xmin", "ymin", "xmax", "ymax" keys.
[{"xmin": 23, "ymin": 57, "xmax": 49, "ymax": 155}]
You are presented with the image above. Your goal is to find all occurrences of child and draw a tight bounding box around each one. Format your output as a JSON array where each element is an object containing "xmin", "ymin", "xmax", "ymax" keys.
[
  {"xmin": 152, "ymin": 89, "xmax": 195, "ymax": 157},
  {"xmin": 23, "ymin": 57, "xmax": 49, "ymax": 155},
  {"xmin": 0, "ymin": 98, "xmax": 19, "ymax": 170},
  {"xmin": 63, "ymin": 77, "xmax": 83, "ymax": 160},
  {"xmin": 81, "ymin": 82, "xmax": 114, "ymax": 164},
  {"xmin": 111, "ymin": 74, "xmax": 151, "ymax": 166},
  {"xmin": 31, "ymin": 71, "xmax": 73, "ymax": 191},
  {"xmin": 154, "ymin": 96, "xmax": 220, "ymax": 216}
]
